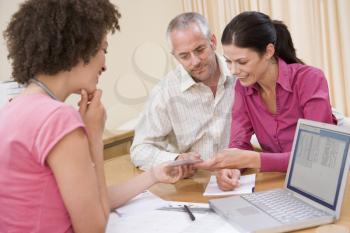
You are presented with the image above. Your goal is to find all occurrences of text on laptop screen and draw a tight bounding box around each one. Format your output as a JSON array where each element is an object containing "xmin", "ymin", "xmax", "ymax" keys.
[{"xmin": 287, "ymin": 124, "xmax": 350, "ymax": 210}]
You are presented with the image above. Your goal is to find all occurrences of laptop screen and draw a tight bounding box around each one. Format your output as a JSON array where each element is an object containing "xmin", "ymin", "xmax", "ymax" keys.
[{"xmin": 287, "ymin": 122, "xmax": 350, "ymax": 210}]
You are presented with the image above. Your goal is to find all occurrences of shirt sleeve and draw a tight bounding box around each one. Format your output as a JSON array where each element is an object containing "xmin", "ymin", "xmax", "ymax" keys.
[
  {"xmin": 260, "ymin": 67, "xmax": 335, "ymax": 172},
  {"xmin": 260, "ymin": 152, "xmax": 290, "ymax": 172},
  {"xmin": 33, "ymin": 105, "xmax": 85, "ymax": 165},
  {"xmin": 130, "ymin": 88, "xmax": 178, "ymax": 171},
  {"xmin": 229, "ymin": 84, "xmax": 254, "ymax": 150},
  {"xmin": 298, "ymin": 68, "xmax": 336, "ymax": 124}
]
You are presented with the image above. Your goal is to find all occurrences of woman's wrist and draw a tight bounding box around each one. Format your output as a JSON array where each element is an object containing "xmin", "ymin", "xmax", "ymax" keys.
[
  {"xmin": 149, "ymin": 167, "xmax": 159, "ymax": 184},
  {"xmin": 249, "ymin": 151, "xmax": 261, "ymax": 168},
  {"xmin": 86, "ymin": 130, "xmax": 103, "ymax": 143},
  {"xmin": 88, "ymin": 138, "xmax": 104, "ymax": 163}
]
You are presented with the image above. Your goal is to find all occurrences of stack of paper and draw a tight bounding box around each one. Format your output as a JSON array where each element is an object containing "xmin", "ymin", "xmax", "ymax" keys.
[
  {"xmin": 203, "ymin": 174, "xmax": 256, "ymax": 196},
  {"xmin": 107, "ymin": 190, "xmax": 241, "ymax": 233},
  {"xmin": 0, "ymin": 81, "xmax": 24, "ymax": 108},
  {"xmin": 115, "ymin": 190, "xmax": 167, "ymax": 216}
]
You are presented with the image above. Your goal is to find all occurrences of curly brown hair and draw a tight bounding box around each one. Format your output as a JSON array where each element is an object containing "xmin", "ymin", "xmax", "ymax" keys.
[{"xmin": 3, "ymin": 0, "xmax": 121, "ymax": 84}]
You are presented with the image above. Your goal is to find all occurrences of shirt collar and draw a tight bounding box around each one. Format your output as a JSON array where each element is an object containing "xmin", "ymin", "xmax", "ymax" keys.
[
  {"xmin": 276, "ymin": 58, "xmax": 292, "ymax": 93},
  {"xmin": 180, "ymin": 54, "xmax": 232, "ymax": 92},
  {"xmin": 180, "ymin": 66, "xmax": 196, "ymax": 92},
  {"xmin": 245, "ymin": 57, "xmax": 292, "ymax": 95}
]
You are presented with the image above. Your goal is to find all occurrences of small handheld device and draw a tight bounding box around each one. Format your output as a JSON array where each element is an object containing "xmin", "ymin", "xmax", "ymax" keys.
[{"xmin": 167, "ymin": 159, "xmax": 202, "ymax": 167}]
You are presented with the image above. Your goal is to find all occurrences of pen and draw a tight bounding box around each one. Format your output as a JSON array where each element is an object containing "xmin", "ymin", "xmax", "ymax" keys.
[{"xmin": 183, "ymin": 205, "xmax": 195, "ymax": 221}]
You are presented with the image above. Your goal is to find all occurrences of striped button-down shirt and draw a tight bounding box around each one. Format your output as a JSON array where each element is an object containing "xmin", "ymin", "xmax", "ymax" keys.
[{"xmin": 131, "ymin": 56, "xmax": 235, "ymax": 170}]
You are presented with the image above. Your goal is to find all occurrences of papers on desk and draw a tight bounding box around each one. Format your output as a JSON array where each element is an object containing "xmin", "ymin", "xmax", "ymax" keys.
[
  {"xmin": 157, "ymin": 201, "xmax": 212, "ymax": 215},
  {"xmin": 107, "ymin": 190, "xmax": 241, "ymax": 233},
  {"xmin": 114, "ymin": 190, "xmax": 167, "ymax": 216},
  {"xmin": 114, "ymin": 190, "xmax": 211, "ymax": 216},
  {"xmin": 203, "ymin": 174, "xmax": 256, "ymax": 196},
  {"xmin": 0, "ymin": 81, "xmax": 24, "ymax": 108},
  {"xmin": 106, "ymin": 210, "xmax": 240, "ymax": 233}
]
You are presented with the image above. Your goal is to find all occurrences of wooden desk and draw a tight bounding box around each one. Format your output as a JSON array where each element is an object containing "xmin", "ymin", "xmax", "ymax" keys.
[
  {"xmin": 103, "ymin": 130, "xmax": 134, "ymax": 160},
  {"xmin": 104, "ymin": 154, "xmax": 350, "ymax": 232}
]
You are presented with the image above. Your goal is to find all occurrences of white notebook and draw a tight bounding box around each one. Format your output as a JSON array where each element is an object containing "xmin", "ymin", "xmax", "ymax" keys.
[{"xmin": 203, "ymin": 174, "xmax": 256, "ymax": 196}]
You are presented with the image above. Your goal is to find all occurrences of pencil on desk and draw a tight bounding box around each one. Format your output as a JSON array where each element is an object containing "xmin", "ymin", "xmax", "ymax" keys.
[{"xmin": 183, "ymin": 205, "xmax": 195, "ymax": 221}]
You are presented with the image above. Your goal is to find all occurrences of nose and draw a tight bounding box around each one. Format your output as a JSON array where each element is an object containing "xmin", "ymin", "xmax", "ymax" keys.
[
  {"xmin": 190, "ymin": 53, "xmax": 201, "ymax": 66},
  {"xmin": 230, "ymin": 63, "xmax": 240, "ymax": 76}
]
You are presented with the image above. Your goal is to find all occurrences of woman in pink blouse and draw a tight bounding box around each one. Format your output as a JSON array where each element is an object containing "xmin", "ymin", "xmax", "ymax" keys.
[
  {"xmin": 0, "ymin": 1, "xmax": 183, "ymax": 232},
  {"xmin": 195, "ymin": 11, "xmax": 336, "ymax": 190}
]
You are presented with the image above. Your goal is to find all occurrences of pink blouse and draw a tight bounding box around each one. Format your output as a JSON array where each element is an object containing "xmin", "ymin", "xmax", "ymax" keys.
[
  {"xmin": 0, "ymin": 94, "xmax": 85, "ymax": 233},
  {"xmin": 229, "ymin": 58, "xmax": 336, "ymax": 172}
]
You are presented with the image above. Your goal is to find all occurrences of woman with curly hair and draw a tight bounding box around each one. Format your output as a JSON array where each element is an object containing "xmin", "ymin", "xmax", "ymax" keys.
[{"xmin": 0, "ymin": 0, "xmax": 182, "ymax": 232}]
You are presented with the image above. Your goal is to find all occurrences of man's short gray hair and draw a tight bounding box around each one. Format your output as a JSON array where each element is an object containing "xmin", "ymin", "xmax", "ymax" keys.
[{"xmin": 166, "ymin": 12, "xmax": 212, "ymax": 43}]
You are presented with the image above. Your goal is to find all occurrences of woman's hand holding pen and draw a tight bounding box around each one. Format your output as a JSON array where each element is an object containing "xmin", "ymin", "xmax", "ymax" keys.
[
  {"xmin": 216, "ymin": 169, "xmax": 241, "ymax": 191},
  {"xmin": 193, "ymin": 148, "xmax": 260, "ymax": 191}
]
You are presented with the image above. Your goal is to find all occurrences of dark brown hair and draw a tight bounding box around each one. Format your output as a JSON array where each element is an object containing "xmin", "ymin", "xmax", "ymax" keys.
[
  {"xmin": 3, "ymin": 0, "xmax": 121, "ymax": 84},
  {"xmin": 221, "ymin": 11, "xmax": 303, "ymax": 64}
]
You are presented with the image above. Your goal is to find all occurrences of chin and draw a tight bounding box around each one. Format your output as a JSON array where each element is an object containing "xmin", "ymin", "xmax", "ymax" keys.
[
  {"xmin": 74, "ymin": 86, "xmax": 97, "ymax": 95},
  {"xmin": 238, "ymin": 79, "xmax": 254, "ymax": 87},
  {"xmin": 87, "ymin": 87, "xmax": 97, "ymax": 94},
  {"xmin": 193, "ymin": 72, "xmax": 211, "ymax": 82}
]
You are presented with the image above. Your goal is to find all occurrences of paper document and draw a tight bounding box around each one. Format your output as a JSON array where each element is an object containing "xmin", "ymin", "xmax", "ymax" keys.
[
  {"xmin": 157, "ymin": 201, "xmax": 211, "ymax": 214},
  {"xmin": 114, "ymin": 190, "xmax": 167, "ymax": 216},
  {"xmin": 0, "ymin": 81, "xmax": 24, "ymax": 108},
  {"xmin": 107, "ymin": 193, "xmax": 241, "ymax": 233},
  {"xmin": 106, "ymin": 209, "xmax": 240, "ymax": 233},
  {"xmin": 203, "ymin": 174, "xmax": 256, "ymax": 196}
]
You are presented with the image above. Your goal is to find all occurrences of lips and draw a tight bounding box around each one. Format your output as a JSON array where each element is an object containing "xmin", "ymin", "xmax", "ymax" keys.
[
  {"xmin": 193, "ymin": 69, "xmax": 203, "ymax": 75},
  {"xmin": 236, "ymin": 75, "xmax": 248, "ymax": 80},
  {"xmin": 192, "ymin": 66, "xmax": 206, "ymax": 75}
]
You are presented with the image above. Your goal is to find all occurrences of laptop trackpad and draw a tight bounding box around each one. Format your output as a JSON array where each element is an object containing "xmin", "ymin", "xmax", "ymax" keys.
[
  {"xmin": 236, "ymin": 206, "xmax": 260, "ymax": 215},
  {"xmin": 210, "ymin": 196, "xmax": 281, "ymax": 232}
]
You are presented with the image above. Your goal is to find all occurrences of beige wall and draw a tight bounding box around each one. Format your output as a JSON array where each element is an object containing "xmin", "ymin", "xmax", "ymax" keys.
[
  {"xmin": 0, "ymin": 1, "xmax": 22, "ymax": 82},
  {"xmin": 0, "ymin": 0, "xmax": 183, "ymax": 130},
  {"xmin": 3, "ymin": 1, "xmax": 347, "ymax": 130}
]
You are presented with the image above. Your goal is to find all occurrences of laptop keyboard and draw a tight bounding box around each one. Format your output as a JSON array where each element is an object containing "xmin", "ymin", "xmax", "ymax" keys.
[{"xmin": 241, "ymin": 189, "xmax": 329, "ymax": 223}]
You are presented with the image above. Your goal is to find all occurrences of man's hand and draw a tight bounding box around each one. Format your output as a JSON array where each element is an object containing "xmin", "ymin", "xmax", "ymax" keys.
[
  {"xmin": 175, "ymin": 152, "xmax": 201, "ymax": 178},
  {"xmin": 216, "ymin": 169, "xmax": 241, "ymax": 191}
]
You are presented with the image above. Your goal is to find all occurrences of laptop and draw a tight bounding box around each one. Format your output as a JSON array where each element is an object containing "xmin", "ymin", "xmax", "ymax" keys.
[{"xmin": 209, "ymin": 119, "xmax": 350, "ymax": 233}]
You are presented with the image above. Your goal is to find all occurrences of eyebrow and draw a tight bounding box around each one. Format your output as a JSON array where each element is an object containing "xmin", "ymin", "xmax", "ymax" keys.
[
  {"xmin": 223, "ymin": 55, "xmax": 230, "ymax": 61},
  {"xmin": 177, "ymin": 44, "xmax": 206, "ymax": 56},
  {"xmin": 177, "ymin": 51, "xmax": 189, "ymax": 56},
  {"xmin": 223, "ymin": 55, "xmax": 247, "ymax": 63}
]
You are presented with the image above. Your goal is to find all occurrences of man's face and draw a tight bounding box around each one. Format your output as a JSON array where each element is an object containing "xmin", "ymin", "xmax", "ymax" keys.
[{"xmin": 170, "ymin": 23, "xmax": 217, "ymax": 84}]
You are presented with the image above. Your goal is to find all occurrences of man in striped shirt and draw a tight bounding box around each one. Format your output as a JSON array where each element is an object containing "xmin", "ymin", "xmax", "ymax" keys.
[{"xmin": 131, "ymin": 12, "xmax": 237, "ymax": 180}]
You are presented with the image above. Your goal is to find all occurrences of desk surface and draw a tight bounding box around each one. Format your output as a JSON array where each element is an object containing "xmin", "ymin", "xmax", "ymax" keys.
[
  {"xmin": 103, "ymin": 129, "xmax": 134, "ymax": 146},
  {"xmin": 104, "ymin": 154, "xmax": 350, "ymax": 233}
]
